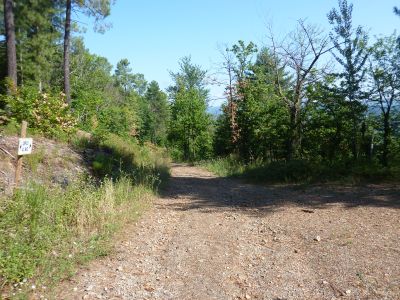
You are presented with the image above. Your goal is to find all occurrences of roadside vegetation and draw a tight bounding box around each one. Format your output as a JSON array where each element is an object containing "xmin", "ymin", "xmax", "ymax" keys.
[
  {"xmin": 200, "ymin": 156, "xmax": 400, "ymax": 184},
  {"xmin": 0, "ymin": 1, "xmax": 171, "ymax": 294},
  {"xmin": 0, "ymin": 130, "xmax": 169, "ymax": 294},
  {"xmin": 201, "ymin": 1, "xmax": 400, "ymax": 183},
  {"xmin": 1, "ymin": 0, "xmax": 400, "ymax": 297}
]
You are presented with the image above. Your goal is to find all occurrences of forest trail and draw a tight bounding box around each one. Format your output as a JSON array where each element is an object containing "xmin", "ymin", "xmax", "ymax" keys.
[{"xmin": 55, "ymin": 164, "xmax": 399, "ymax": 300}]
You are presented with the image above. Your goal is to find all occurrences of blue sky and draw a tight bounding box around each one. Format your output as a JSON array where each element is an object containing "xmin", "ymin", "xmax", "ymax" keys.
[{"xmin": 80, "ymin": 0, "xmax": 400, "ymax": 107}]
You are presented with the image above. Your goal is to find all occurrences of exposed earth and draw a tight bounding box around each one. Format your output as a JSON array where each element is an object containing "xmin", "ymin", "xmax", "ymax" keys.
[{"xmin": 53, "ymin": 164, "xmax": 399, "ymax": 300}]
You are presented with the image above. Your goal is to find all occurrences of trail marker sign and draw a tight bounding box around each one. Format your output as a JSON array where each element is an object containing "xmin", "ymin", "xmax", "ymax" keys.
[
  {"xmin": 15, "ymin": 121, "xmax": 29, "ymax": 189},
  {"xmin": 18, "ymin": 138, "xmax": 33, "ymax": 155}
]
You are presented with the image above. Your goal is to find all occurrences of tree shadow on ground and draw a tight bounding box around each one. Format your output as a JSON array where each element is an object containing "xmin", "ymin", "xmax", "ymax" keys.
[{"xmin": 160, "ymin": 174, "xmax": 400, "ymax": 215}]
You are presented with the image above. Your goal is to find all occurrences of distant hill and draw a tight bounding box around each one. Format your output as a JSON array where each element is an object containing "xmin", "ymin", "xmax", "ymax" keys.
[{"xmin": 207, "ymin": 106, "xmax": 222, "ymax": 116}]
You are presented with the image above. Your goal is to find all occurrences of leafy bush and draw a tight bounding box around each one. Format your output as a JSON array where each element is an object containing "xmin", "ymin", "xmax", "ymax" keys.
[
  {"xmin": 2, "ymin": 85, "xmax": 76, "ymax": 137},
  {"xmin": 94, "ymin": 105, "xmax": 139, "ymax": 139}
]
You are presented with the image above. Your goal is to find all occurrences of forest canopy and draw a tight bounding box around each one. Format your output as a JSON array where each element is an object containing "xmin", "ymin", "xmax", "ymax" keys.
[{"xmin": 0, "ymin": 0, "xmax": 399, "ymax": 181}]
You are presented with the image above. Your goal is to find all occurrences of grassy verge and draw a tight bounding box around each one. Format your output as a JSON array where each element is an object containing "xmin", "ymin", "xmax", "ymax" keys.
[
  {"xmin": 0, "ymin": 133, "xmax": 170, "ymax": 298},
  {"xmin": 200, "ymin": 156, "xmax": 400, "ymax": 184}
]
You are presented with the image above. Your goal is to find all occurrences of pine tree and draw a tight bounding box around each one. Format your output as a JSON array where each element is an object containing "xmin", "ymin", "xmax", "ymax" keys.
[
  {"xmin": 63, "ymin": 0, "xmax": 114, "ymax": 104},
  {"xmin": 15, "ymin": 0, "xmax": 62, "ymax": 89},
  {"xmin": 328, "ymin": 0, "xmax": 369, "ymax": 159},
  {"xmin": 141, "ymin": 81, "xmax": 169, "ymax": 145}
]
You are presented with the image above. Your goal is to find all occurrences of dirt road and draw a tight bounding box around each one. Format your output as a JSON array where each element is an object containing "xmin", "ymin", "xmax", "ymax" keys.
[{"xmin": 56, "ymin": 164, "xmax": 399, "ymax": 299}]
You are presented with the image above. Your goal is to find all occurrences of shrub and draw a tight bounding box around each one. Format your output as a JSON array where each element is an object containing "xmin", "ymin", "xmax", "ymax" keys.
[
  {"xmin": 2, "ymin": 85, "xmax": 76, "ymax": 137},
  {"xmin": 89, "ymin": 133, "xmax": 170, "ymax": 189}
]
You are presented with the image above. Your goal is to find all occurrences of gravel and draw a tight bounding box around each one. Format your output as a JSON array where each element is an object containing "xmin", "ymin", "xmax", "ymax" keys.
[{"xmin": 53, "ymin": 164, "xmax": 399, "ymax": 300}]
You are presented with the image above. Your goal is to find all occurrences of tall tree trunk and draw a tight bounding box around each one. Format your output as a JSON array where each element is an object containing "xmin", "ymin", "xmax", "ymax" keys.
[
  {"xmin": 382, "ymin": 113, "xmax": 390, "ymax": 167},
  {"xmin": 287, "ymin": 88, "xmax": 302, "ymax": 161},
  {"xmin": 63, "ymin": 0, "xmax": 72, "ymax": 104},
  {"xmin": 288, "ymin": 106, "xmax": 298, "ymax": 160},
  {"xmin": 227, "ymin": 69, "xmax": 238, "ymax": 146},
  {"xmin": 351, "ymin": 110, "xmax": 358, "ymax": 160},
  {"xmin": 4, "ymin": 0, "xmax": 17, "ymax": 88}
]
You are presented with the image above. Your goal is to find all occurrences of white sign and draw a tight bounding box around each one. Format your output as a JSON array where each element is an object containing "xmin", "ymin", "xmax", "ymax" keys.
[{"xmin": 18, "ymin": 138, "xmax": 33, "ymax": 155}]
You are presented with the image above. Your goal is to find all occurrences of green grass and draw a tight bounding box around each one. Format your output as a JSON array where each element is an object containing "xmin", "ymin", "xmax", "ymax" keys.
[
  {"xmin": 200, "ymin": 156, "xmax": 400, "ymax": 184},
  {"xmin": 88, "ymin": 134, "xmax": 170, "ymax": 189},
  {"xmin": 0, "ymin": 132, "xmax": 170, "ymax": 297},
  {"xmin": 24, "ymin": 147, "xmax": 46, "ymax": 172},
  {"xmin": 0, "ymin": 178, "xmax": 152, "ymax": 295}
]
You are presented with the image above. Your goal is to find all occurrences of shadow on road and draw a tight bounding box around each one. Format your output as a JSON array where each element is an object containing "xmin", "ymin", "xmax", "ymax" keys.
[{"xmin": 160, "ymin": 174, "xmax": 400, "ymax": 215}]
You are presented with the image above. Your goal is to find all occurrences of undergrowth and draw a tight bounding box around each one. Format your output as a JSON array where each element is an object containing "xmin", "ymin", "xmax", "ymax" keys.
[
  {"xmin": 200, "ymin": 155, "xmax": 400, "ymax": 184},
  {"xmin": 0, "ymin": 132, "xmax": 170, "ymax": 297},
  {"xmin": 86, "ymin": 134, "xmax": 170, "ymax": 189}
]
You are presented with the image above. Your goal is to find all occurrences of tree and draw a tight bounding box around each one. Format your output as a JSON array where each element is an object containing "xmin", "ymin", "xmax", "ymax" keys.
[
  {"xmin": 15, "ymin": 0, "xmax": 62, "ymax": 89},
  {"xmin": 140, "ymin": 81, "xmax": 169, "ymax": 145},
  {"xmin": 229, "ymin": 41, "xmax": 257, "ymax": 158},
  {"xmin": 114, "ymin": 58, "xmax": 135, "ymax": 97},
  {"xmin": 69, "ymin": 38, "xmax": 113, "ymax": 130},
  {"xmin": 328, "ymin": 0, "xmax": 369, "ymax": 159},
  {"xmin": 268, "ymin": 21, "xmax": 332, "ymax": 159},
  {"xmin": 231, "ymin": 40, "xmax": 257, "ymax": 85},
  {"xmin": 216, "ymin": 43, "xmax": 256, "ymax": 150},
  {"xmin": 168, "ymin": 57, "xmax": 212, "ymax": 161},
  {"xmin": 63, "ymin": 0, "xmax": 72, "ymax": 103},
  {"xmin": 303, "ymin": 77, "xmax": 354, "ymax": 162},
  {"xmin": 3, "ymin": 0, "xmax": 17, "ymax": 87},
  {"xmin": 114, "ymin": 58, "xmax": 147, "ymax": 98},
  {"xmin": 369, "ymin": 34, "xmax": 400, "ymax": 166},
  {"xmin": 63, "ymin": 0, "xmax": 114, "ymax": 104}
]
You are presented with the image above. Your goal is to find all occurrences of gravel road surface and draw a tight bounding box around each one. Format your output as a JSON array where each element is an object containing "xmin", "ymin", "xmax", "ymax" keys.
[{"xmin": 55, "ymin": 164, "xmax": 400, "ymax": 300}]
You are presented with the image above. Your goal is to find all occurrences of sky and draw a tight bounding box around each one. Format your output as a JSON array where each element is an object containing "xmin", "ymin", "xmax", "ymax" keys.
[{"xmin": 80, "ymin": 0, "xmax": 400, "ymax": 107}]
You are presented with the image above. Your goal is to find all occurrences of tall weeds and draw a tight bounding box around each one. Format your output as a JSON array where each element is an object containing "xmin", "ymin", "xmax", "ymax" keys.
[{"xmin": 0, "ymin": 133, "xmax": 170, "ymax": 294}]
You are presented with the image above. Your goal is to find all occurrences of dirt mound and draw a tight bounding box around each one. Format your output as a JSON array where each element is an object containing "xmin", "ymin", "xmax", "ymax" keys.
[{"xmin": 0, "ymin": 135, "xmax": 87, "ymax": 194}]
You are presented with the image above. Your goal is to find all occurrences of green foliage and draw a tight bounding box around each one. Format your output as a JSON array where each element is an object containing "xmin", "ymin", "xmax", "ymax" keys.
[
  {"xmin": 328, "ymin": 0, "xmax": 369, "ymax": 159},
  {"xmin": 231, "ymin": 40, "xmax": 257, "ymax": 83},
  {"xmin": 139, "ymin": 81, "xmax": 170, "ymax": 145},
  {"xmin": 215, "ymin": 44, "xmax": 290, "ymax": 161},
  {"xmin": 200, "ymin": 155, "xmax": 247, "ymax": 177},
  {"xmin": 302, "ymin": 79, "xmax": 354, "ymax": 161},
  {"xmin": 327, "ymin": 0, "xmax": 369, "ymax": 100},
  {"xmin": 14, "ymin": 0, "xmax": 62, "ymax": 88},
  {"xmin": 213, "ymin": 111, "xmax": 234, "ymax": 156},
  {"xmin": 202, "ymin": 157, "xmax": 400, "ymax": 184},
  {"xmin": 0, "ymin": 178, "xmax": 152, "ymax": 286},
  {"xmin": 0, "ymin": 132, "xmax": 170, "ymax": 291},
  {"xmin": 74, "ymin": 0, "xmax": 114, "ymax": 33},
  {"xmin": 2, "ymin": 85, "xmax": 76, "ymax": 137},
  {"xmin": 24, "ymin": 147, "xmax": 46, "ymax": 172},
  {"xmin": 369, "ymin": 33, "xmax": 400, "ymax": 166},
  {"xmin": 168, "ymin": 57, "xmax": 213, "ymax": 161},
  {"xmin": 0, "ymin": 119, "xmax": 19, "ymax": 135},
  {"xmin": 95, "ymin": 104, "xmax": 138, "ymax": 138},
  {"xmin": 90, "ymin": 134, "xmax": 170, "ymax": 188},
  {"xmin": 114, "ymin": 58, "xmax": 147, "ymax": 96}
]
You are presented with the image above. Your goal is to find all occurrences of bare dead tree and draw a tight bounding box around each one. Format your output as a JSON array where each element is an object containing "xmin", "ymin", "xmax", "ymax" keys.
[
  {"xmin": 268, "ymin": 20, "xmax": 334, "ymax": 159},
  {"xmin": 218, "ymin": 46, "xmax": 240, "ymax": 145}
]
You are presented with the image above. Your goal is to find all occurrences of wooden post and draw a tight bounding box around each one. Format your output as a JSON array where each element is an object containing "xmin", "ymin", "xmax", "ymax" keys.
[{"xmin": 14, "ymin": 120, "xmax": 27, "ymax": 188}]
